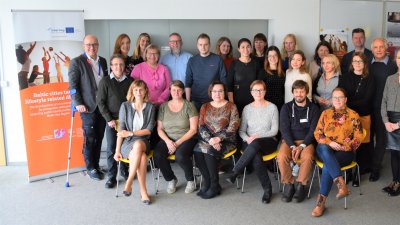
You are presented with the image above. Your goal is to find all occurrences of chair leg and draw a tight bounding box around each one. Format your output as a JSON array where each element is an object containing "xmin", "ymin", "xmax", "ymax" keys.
[
  {"xmin": 357, "ymin": 164, "xmax": 362, "ymax": 195},
  {"xmin": 192, "ymin": 157, "xmax": 197, "ymax": 190},
  {"xmin": 308, "ymin": 164, "xmax": 317, "ymax": 199},
  {"xmin": 344, "ymin": 170, "xmax": 347, "ymax": 209},
  {"xmin": 149, "ymin": 157, "xmax": 157, "ymax": 195},
  {"xmin": 115, "ymin": 160, "xmax": 121, "ymax": 198},
  {"xmin": 241, "ymin": 167, "xmax": 247, "ymax": 193},
  {"xmin": 232, "ymin": 155, "xmax": 239, "ymax": 189},
  {"xmin": 275, "ymin": 159, "xmax": 281, "ymax": 192},
  {"xmin": 156, "ymin": 167, "xmax": 161, "ymax": 195}
]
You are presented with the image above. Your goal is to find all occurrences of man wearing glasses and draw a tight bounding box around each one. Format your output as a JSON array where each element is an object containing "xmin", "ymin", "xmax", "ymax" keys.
[
  {"xmin": 69, "ymin": 34, "xmax": 108, "ymax": 181},
  {"xmin": 277, "ymin": 80, "xmax": 320, "ymax": 203},
  {"xmin": 341, "ymin": 28, "xmax": 374, "ymax": 74},
  {"xmin": 160, "ymin": 33, "xmax": 192, "ymax": 85}
]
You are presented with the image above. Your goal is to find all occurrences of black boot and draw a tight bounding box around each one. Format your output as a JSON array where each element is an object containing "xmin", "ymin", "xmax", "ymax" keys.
[
  {"xmin": 200, "ymin": 184, "xmax": 221, "ymax": 199},
  {"xmin": 281, "ymin": 183, "xmax": 295, "ymax": 202},
  {"xmin": 262, "ymin": 187, "xmax": 272, "ymax": 204},
  {"xmin": 197, "ymin": 180, "xmax": 210, "ymax": 197},
  {"xmin": 293, "ymin": 183, "xmax": 306, "ymax": 203}
]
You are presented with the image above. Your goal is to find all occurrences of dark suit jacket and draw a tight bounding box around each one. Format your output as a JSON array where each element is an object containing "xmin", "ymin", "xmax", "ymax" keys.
[{"xmin": 68, "ymin": 54, "xmax": 108, "ymax": 113}]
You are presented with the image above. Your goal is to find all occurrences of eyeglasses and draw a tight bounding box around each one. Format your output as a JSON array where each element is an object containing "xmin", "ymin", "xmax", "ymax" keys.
[
  {"xmin": 146, "ymin": 52, "xmax": 159, "ymax": 56},
  {"xmin": 352, "ymin": 60, "xmax": 364, "ymax": 64},
  {"xmin": 84, "ymin": 43, "xmax": 99, "ymax": 48},
  {"xmin": 251, "ymin": 89, "xmax": 266, "ymax": 94},
  {"xmin": 169, "ymin": 40, "xmax": 182, "ymax": 43},
  {"xmin": 211, "ymin": 90, "xmax": 224, "ymax": 94},
  {"xmin": 332, "ymin": 96, "xmax": 346, "ymax": 100}
]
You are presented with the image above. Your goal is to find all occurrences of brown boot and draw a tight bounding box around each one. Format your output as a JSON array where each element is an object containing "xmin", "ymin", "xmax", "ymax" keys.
[
  {"xmin": 311, "ymin": 194, "xmax": 326, "ymax": 217},
  {"xmin": 334, "ymin": 176, "xmax": 350, "ymax": 199}
]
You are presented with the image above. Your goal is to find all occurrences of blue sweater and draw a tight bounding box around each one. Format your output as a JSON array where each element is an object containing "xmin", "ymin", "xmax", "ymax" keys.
[{"xmin": 185, "ymin": 53, "xmax": 227, "ymax": 102}]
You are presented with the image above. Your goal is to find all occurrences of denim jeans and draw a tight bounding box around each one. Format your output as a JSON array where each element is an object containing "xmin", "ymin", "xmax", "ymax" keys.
[
  {"xmin": 316, "ymin": 144, "xmax": 354, "ymax": 196},
  {"xmin": 105, "ymin": 124, "xmax": 127, "ymax": 179}
]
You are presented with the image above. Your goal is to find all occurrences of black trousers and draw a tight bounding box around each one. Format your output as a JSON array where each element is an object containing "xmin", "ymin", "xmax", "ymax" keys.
[
  {"xmin": 194, "ymin": 152, "xmax": 220, "ymax": 189},
  {"xmin": 391, "ymin": 150, "xmax": 400, "ymax": 181},
  {"xmin": 80, "ymin": 108, "xmax": 106, "ymax": 171},
  {"xmin": 371, "ymin": 110, "xmax": 387, "ymax": 173},
  {"xmin": 105, "ymin": 124, "xmax": 127, "ymax": 179},
  {"xmin": 234, "ymin": 137, "xmax": 278, "ymax": 191},
  {"xmin": 154, "ymin": 138, "xmax": 196, "ymax": 181}
]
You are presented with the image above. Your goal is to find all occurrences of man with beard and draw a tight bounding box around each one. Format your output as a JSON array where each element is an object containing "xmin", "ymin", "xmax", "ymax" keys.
[
  {"xmin": 159, "ymin": 33, "xmax": 192, "ymax": 85},
  {"xmin": 277, "ymin": 80, "xmax": 320, "ymax": 203}
]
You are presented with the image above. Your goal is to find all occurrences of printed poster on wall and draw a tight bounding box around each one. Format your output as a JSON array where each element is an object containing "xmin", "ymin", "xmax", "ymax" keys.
[
  {"xmin": 13, "ymin": 10, "xmax": 85, "ymax": 182},
  {"xmin": 387, "ymin": 12, "xmax": 400, "ymax": 58},
  {"xmin": 320, "ymin": 29, "xmax": 348, "ymax": 61}
]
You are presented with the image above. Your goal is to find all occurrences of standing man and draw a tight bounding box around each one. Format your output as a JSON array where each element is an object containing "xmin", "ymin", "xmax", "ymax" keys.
[
  {"xmin": 159, "ymin": 33, "xmax": 192, "ymax": 85},
  {"xmin": 69, "ymin": 34, "xmax": 108, "ymax": 181},
  {"xmin": 341, "ymin": 28, "xmax": 374, "ymax": 74},
  {"xmin": 185, "ymin": 33, "xmax": 227, "ymax": 110},
  {"xmin": 97, "ymin": 54, "xmax": 133, "ymax": 188},
  {"xmin": 369, "ymin": 37, "xmax": 397, "ymax": 181},
  {"xmin": 277, "ymin": 80, "xmax": 320, "ymax": 203}
]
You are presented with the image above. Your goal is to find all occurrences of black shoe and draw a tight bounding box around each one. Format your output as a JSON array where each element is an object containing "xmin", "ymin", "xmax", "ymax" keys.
[
  {"xmin": 293, "ymin": 184, "xmax": 306, "ymax": 203},
  {"xmin": 388, "ymin": 182, "xmax": 400, "ymax": 197},
  {"xmin": 382, "ymin": 181, "xmax": 396, "ymax": 193},
  {"xmin": 281, "ymin": 183, "xmax": 295, "ymax": 202},
  {"xmin": 142, "ymin": 199, "xmax": 152, "ymax": 205},
  {"xmin": 225, "ymin": 174, "xmax": 237, "ymax": 185},
  {"xmin": 352, "ymin": 172, "xmax": 360, "ymax": 187},
  {"xmin": 87, "ymin": 169, "xmax": 102, "ymax": 181},
  {"xmin": 95, "ymin": 167, "xmax": 105, "ymax": 180},
  {"xmin": 105, "ymin": 177, "xmax": 117, "ymax": 189},
  {"xmin": 123, "ymin": 191, "xmax": 131, "ymax": 197},
  {"xmin": 369, "ymin": 172, "xmax": 380, "ymax": 182},
  {"xmin": 200, "ymin": 185, "xmax": 221, "ymax": 199},
  {"xmin": 262, "ymin": 189, "xmax": 272, "ymax": 204}
]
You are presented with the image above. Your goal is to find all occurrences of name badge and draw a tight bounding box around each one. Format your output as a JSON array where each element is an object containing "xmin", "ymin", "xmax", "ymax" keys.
[{"xmin": 300, "ymin": 119, "xmax": 308, "ymax": 123}]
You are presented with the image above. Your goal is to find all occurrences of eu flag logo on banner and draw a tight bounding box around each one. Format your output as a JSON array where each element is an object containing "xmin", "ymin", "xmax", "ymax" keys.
[{"xmin": 65, "ymin": 27, "xmax": 74, "ymax": 33}]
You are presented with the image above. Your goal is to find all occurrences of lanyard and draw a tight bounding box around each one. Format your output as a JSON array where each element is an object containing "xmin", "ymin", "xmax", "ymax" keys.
[
  {"xmin": 292, "ymin": 103, "xmax": 309, "ymax": 121},
  {"xmin": 84, "ymin": 52, "xmax": 101, "ymax": 77}
]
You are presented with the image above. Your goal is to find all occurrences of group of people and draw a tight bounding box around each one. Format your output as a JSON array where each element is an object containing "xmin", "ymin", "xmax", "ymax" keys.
[{"xmin": 68, "ymin": 29, "xmax": 400, "ymax": 216}]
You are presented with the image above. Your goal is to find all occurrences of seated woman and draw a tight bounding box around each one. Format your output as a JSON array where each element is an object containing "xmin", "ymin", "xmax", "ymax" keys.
[
  {"xmin": 226, "ymin": 80, "xmax": 279, "ymax": 204},
  {"xmin": 312, "ymin": 87, "xmax": 363, "ymax": 217},
  {"xmin": 194, "ymin": 81, "xmax": 239, "ymax": 199},
  {"xmin": 308, "ymin": 41, "xmax": 333, "ymax": 81},
  {"xmin": 154, "ymin": 80, "xmax": 199, "ymax": 194},
  {"xmin": 114, "ymin": 80, "xmax": 156, "ymax": 205},
  {"xmin": 339, "ymin": 52, "xmax": 374, "ymax": 186},
  {"xmin": 381, "ymin": 49, "xmax": 400, "ymax": 197},
  {"xmin": 131, "ymin": 44, "xmax": 171, "ymax": 106},
  {"xmin": 313, "ymin": 54, "xmax": 341, "ymax": 111}
]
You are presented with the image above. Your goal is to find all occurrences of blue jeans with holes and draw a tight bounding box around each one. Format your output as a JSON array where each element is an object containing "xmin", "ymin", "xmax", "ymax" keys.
[{"xmin": 316, "ymin": 144, "xmax": 354, "ymax": 196}]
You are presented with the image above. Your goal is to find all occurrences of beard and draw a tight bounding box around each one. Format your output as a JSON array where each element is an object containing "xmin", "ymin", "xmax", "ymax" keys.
[{"xmin": 295, "ymin": 97, "xmax": 306, "ymax": 104}]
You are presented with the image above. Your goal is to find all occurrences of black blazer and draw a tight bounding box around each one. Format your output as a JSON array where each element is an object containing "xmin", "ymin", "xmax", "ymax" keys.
[{"xmin": 68, "ymin": 54, "xmax": 108, "ymax": 113}]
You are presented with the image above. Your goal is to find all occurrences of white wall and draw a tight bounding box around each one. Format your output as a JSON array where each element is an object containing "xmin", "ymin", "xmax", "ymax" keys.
[{"xmin": 0, "ymin": 0, "xmax": 320, "ymax": 163}]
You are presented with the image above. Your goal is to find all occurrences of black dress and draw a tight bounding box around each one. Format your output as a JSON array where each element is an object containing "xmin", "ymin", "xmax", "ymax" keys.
[
  {"xmin": 227, "ymin": 59, "xmax": 263, "ymax": 115},
  {"xmin": 261, "ymin": 70, "xmax": 286, "ymax": 111}
]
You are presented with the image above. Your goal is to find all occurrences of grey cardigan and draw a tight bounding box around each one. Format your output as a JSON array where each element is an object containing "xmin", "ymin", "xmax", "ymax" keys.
[
  {"xmin": 381, "ymin": 73, "xmax": 400, "ymax": 123},
  {"xmin": 118, "ymin": 101, "xmax": 156, "ymax": 140}
]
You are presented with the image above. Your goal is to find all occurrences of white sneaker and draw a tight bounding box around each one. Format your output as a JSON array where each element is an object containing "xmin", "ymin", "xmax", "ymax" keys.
[
  {"xmin": 167, "ymin": 178, "xmax": 178, "ymax": 194},
  {"xmin": 185, "ymin": 181, "xmax": 196, "ymax": 194}
]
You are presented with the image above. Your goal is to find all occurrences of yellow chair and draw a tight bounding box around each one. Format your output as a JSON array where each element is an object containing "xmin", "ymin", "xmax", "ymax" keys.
[
  {"xmin": 241, "ymin": 149, "xmax": 280, "ymax": 193},
  {"xmin": 308, "ymin": 129, "xmax": 366, "ymax": 209},
  {"xmin": 115, "ymin": 150, "xmax": 157, "ymax": 197}
]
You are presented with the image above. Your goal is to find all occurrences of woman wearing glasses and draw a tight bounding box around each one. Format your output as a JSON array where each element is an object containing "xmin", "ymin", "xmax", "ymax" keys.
[
  {"xmin": 131, "ymin": 44, "xmax": 171, "ymax": 106},
  {"xmin": 227, "ymin": 38, "xmax": 263, "ymax": 115},
  {"xmin": 226, "ymin": 80, "xmax": 279, "ymax": 204},
  {"xmin": 312, "ymin": 87, "xmax": 363, "ymax": 217},
  {"xmin": 194, "ymin": 81, "xmax": 239, "ymax": 199},
  {"xmin": 338, "ymin": 52, "xmax": 374, "ymax": 186}
]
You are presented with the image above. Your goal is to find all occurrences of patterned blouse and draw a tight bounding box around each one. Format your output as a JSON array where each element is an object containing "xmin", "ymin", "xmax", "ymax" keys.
[
  {"xmin": 314, "ymin": 107, "xmax": 363, "ymax": 151},
  {"xmin": 194, "ymin": 102, "xmax": 239, "ymax": 158}
]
